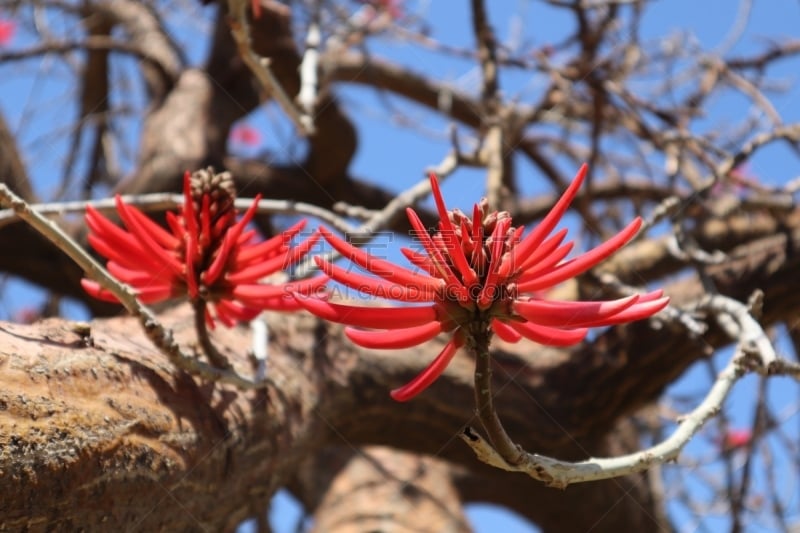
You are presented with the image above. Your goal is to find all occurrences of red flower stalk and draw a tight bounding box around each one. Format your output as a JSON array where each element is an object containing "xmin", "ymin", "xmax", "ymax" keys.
[
  {"xmin": 295, "ymin": 164, "xmax": 669, "ymax": 401},
  {"xmin": 82, "ymin": 168, "xmax": 325, "ymax": 327}
]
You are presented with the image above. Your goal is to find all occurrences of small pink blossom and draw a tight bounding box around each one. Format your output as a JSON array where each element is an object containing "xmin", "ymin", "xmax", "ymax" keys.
[
  {"xmin": 229, "ymin": 124, "xmax": 262, "ymax": 148},
  {"xmin": 722, "ymin": 429, "xmax": 752, "ymax": 450},
  {"xmin": 0, "ymin": 19, "xmax": 16, "ymax": 46}
]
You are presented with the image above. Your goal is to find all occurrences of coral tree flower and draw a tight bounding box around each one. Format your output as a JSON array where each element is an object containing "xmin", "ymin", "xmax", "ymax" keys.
[
  {"xmin": 82, "ymin": 168, "xmax": 324, "ymax": 327},
  {"xmin": 295, "ymin": 164, "xmax": 669, "ymax": 401}
]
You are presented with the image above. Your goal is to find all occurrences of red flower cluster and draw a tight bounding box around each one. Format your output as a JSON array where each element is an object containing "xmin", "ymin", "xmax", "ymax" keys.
[
  {"xmin": 82, "ymin": 168, "xmax": 324, "ymax": 327},
  {"xmin": 295, "ymin": 165, "xmax": 668, "ymax": 401}
]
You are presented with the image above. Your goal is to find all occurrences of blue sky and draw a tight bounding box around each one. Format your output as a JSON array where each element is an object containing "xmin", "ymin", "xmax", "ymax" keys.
[{"xmin": 2, "ymin": 1, "xmax": 800, "ymax": 531}]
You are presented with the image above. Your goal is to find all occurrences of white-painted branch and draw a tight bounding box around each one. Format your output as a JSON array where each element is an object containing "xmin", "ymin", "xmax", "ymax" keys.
[
  {"xmin": 0, "ymin": 193, "xmax": 358, "ymax": 235},
  {"xmin": 298, "ymin": 22, "xmax": 321, "ymax": 119},
  {"xmin": 251, "ymin": 315, "xmax": 269, "ymax": 382},
  {"xmin": 227, "ymin": 0, "xmax": 314, "ymax": 135},
  {"xmin": 462, "ymin": 291, "xmax": 794, "ymax": 487}
]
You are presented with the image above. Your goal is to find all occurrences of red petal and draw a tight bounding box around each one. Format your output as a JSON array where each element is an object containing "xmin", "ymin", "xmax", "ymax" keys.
[
  {"xmin": 406, "ymin": 209, "xmax": 470, "ymax": 302},
  {"xmin": 107, "ymin": 261, "xmax": 176, "ymax": 286},
  {"xmin": 86, "ymin": 207, "xmax": 163, "ymax": 270},
  {"xmin": 237, "ymin": 229, "xmax": 257, "ymax": 246},
  {"xmin": 315, "ymin": 256, "xmax": 437, "ymax": 302},
  {"xmin": 202, "ymin": 231, "xmax": 238, "ymax": 286},
  {"xmin": 87, "ymin": 232, "xmax": 161, "ymax": 273},
  {"xmin": 165, "ymin": 211, "xmax": 186, "ymax": 240},
  {"xmin": 122, "ymin": 204, "xmax": 180, "ymax": 249},
  {"xmin": 81, "ymin": 278, "xmax": 173, "ymax": 304},
  {"xmin": 251, "ymin": 0, "xmax": 262, "ymax": 18},
  {"xmin": 80, "ymin": 279, "xmax": 120, "ymax": 303},
  {"xmin": 134, "ymin": 284, "xmax": 177, "ymax": 303},
  {"xmin": 226, "ymin": 231, "xmax": 321, "ymax": 284},
  {"xmin": 224, "ymin": 193, "xmax": 261, "ymax": 248},
  {"xmin": 185, "ymin": 228, "xmax": 199, "ymax": 299},
  {"xmin": 512, "ymin": 294, "xmax": 641, "ymax": 328},
  {"xmin": 471, "ymin": 204, "xmax": 486, "ymax": 274},
  {"xmin": 508, "ymin": 227, "xmax": 567, "ymax": 276},
  {"xmin": 213, "ymin": 300, "xmax": 236, "ymax": 328},
  {"xmin": 390, "ymin": 334, "xmax": 463, "ymax": 402},
  {"xmin": 583, "ymin": 296, "xmax": 669, "ymax": 326},
  {"xmin": 231, "ymin": 276, "xmax": 328, "ymax": 307},
  {"xmin": 510, "ymin": 321, "xmax": 588, "ymax": 346},
  {"xmin": 215, "ymin": 299, "xmax": 261, "ymax": 323},
  {"xmin": 512, "ymin": 164, "xmax": 587, "ymax": 259},
  {"xmin": 251, "ymin": 295, "xmax": 303, "ymax": 311},
  {"xmin": 517, "ymin": 217, "xmax": 642, "ymax": 292},
  {"xmin": 491, "ymin": 319, "xmax": 522, "ymax": 343},
  {"xmin": 232, "ymin": 219, "xmax": 306, "ymax": 267},
  {"xmin": 516, "ymin": 241, "xmax": 574, "ymax": 287},
  {"xmin": 205, "ymin": 306, "xmax": 216, "ymax": 330},
  {"xmin": 115, "ymin": 196, "xmax": 184, "ymax": 277},
  {"xmin": 400, "ymin": 248, "xmax": 438, "ymax": 276},
  {"xmin": 478, "ymin": 218, "xmax": 512, "ymax": 308},
  {"xmin": 293, "ymin": 296, "xmax": 438, "ymax": 329},
  {"xmin": 345, "ymin": 321, "xmax": 443, "ymax": 349},
  {"xmin": 320, "ymin": 226, "xmax": 444, "ymax": 293},
  {"xmin": 283, "ymin": 276, "xmax": 330, "ymax": 297},
  {"xmin": 429, "ymin": 173, "xmax": 478, "ymax": 286}
]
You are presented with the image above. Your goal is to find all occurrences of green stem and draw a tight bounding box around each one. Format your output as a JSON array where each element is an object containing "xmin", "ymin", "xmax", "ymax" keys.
[{"xmin": 468, "ymin": 323, "xmax": 524, "ymax": 466}]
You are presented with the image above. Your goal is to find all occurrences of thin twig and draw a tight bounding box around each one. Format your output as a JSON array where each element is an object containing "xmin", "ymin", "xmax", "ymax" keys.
[
  {"xmin": 297, "ymin": 10, "xmax": 321, "ymax": 122},
  {"xmin": 227, "ymin": 0, "xmax": 314, "ymax": 135},
  {"xmin": 470, "ymin": 0, "xmax": 508, "ymax": 211},
  {"xmin": 461, "ymin": 348, "xmax": 746, "ymax": 487},
  {"xmin": 0, "ymin": 193, "xmax": 357, "ymax": 234}
]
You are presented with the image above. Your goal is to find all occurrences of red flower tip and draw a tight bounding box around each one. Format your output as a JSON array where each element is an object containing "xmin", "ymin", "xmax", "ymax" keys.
[
  {"xmin": 299, "ymin": 165, "xmax": 668, "ymax": 400},
  {"xmin": 251, "ymin": 0, "xmax": 262, "ymax": 19},
  {"xmin": 390, "ymin": 332, "xmax": 464, "ymax": 402},
  {"xmin": 83, "ymin": 167, "xmax": 321, "ymax": 326}
]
